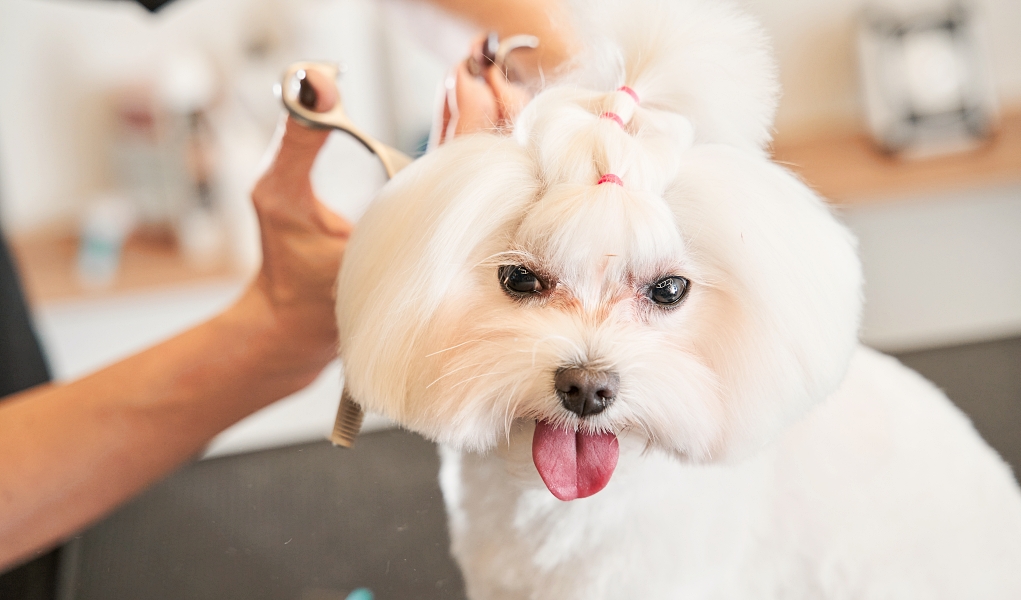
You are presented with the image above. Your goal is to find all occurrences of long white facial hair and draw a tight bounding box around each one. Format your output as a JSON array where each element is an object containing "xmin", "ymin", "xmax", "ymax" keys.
[{"xmin": 335, "ymin": 0, "xmax": 862, "ymax": 462}]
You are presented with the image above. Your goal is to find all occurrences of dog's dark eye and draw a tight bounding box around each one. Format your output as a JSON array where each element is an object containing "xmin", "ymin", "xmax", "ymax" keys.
[
  {"xmin": 649, "ymin": 276, "xmax": 689, "ymax": 306},
  {"xmin": 499, "ymin": 265, "xmax": 544, "ymax": 295}
]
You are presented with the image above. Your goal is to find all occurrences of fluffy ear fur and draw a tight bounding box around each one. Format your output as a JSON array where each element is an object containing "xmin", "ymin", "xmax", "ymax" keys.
[
  {"xmin": 336, "ymin": 0, "xmax": 860, "ymax": 460},
  {"xmin": 336, "ymin": 135, "xmax": 541, "ymax": 443},
  {"xmin": 663, "ymin": 145, "xmax": 861, "ymax": 457}
]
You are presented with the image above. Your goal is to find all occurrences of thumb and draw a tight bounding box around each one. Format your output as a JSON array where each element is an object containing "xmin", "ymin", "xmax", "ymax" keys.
[{"xmin": 270, "ymin": 68, "xmax": 340, "ymax": 182}]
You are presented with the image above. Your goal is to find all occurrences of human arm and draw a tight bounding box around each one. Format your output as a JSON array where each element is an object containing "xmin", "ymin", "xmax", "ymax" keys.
[
  {"xmin": 425, "ymin": 0, "xmax": 577, "ymax": 80},
  {"xmin": 0, "ymin": 73, "xmax": 346, "ymax": 571}
]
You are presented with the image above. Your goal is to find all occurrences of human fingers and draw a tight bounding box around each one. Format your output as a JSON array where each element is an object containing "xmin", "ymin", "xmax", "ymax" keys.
[
  {"xmin": 453, "ymin": 61, "xmax": 500, "ymax": 136},
  {"xmin": 482, "ymin": 64, "xmax": 533, "ymax": 126}
]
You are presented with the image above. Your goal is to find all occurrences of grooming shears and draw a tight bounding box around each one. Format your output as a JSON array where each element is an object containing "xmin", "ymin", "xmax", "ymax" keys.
[{"xmin": 278, "ymin": 62, "xmax": 413, "ymax": 179}]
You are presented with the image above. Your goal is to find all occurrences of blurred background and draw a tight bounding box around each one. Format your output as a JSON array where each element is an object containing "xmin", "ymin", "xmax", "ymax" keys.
[{"xmin": 0, "ymin": 0, "xmax": 1018, "ymax": 598}]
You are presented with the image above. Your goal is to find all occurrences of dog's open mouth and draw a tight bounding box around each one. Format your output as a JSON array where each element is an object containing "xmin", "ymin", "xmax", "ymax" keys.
[{"xmin": 531, "ymin": 421, "xmax": 619, "ymax": 501}]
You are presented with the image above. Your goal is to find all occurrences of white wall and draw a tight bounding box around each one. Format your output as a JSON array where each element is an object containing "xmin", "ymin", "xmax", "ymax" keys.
[
  {"xmin": 738, "ymin": 0, "xmax": 1021, "ymax": 138},
  {"xmin": 842, "ymin": 183, "xmax": 1021, "ymax": 352},
  {"xmin": 0, "ymin": 0, "xmax": 434, "ymax": 235}
]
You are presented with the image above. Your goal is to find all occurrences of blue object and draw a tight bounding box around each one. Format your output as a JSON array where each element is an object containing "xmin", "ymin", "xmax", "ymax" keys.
[{"xmin": 345, "ymin": 588, "xmax": 374, "ymax": 600}]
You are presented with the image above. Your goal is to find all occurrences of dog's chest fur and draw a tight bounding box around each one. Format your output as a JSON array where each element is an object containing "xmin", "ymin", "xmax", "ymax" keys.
[{"xmin": 438, "ymin": 346, "xmax": 1021, "ymax": 599}]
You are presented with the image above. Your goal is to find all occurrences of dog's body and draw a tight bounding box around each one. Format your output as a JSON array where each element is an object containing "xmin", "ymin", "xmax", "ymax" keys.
[
  {"xmin": 335, "ymin": 0, "xmax": 1021, "ymax": 596},
  {"xmin": 441, "ymin": 346, "xmax": 1021, "ymax": 598}
]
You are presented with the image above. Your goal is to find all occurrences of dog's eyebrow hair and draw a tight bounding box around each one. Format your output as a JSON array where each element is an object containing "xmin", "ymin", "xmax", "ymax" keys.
[{"xmin": 475, "ymin": 250, "xmax": 539, "ymax": 268}]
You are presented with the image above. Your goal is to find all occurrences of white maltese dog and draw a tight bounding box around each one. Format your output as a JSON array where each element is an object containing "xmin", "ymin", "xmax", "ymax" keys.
[{"xmin": 335, "ymin": 0, "xmax": 1021, "ymax": 597}]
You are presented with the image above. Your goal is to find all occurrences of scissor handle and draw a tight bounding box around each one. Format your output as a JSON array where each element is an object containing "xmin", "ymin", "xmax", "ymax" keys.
[{"xmin": 279, "ymin": 62, "xmax": 413, "ymax": 179}]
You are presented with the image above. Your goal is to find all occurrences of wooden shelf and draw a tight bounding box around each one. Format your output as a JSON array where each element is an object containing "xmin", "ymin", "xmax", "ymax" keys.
[
  {"xmin": 771, "ymin": 109, "xmax": 1021, "ymax": 204},
  {"xmin": 12, "ymin": 110, "xmax": 1021, "ymax": 304},
  {"xmin": 10, "ymin": 228, "xmax": 245, "ymax": 306}
]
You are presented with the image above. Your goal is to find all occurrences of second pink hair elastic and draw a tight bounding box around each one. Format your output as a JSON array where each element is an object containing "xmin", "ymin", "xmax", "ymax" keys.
[{"xmin": 597, "ymin": 173, "xmax": 624, "ymax": 186}]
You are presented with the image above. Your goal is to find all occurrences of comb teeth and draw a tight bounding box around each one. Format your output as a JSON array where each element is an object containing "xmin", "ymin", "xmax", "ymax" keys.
[{"xmin": 331, "ymin": 389, "xmax": 364, "ymax": 448}]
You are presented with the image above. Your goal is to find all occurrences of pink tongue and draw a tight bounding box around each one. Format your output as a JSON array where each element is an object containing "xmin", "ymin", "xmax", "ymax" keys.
[{"xmin": 531, "ymin": 420, "xmax": 619, "ymax": 501}]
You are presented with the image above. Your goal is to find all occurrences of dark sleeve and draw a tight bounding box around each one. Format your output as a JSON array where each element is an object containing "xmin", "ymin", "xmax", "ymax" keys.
[
  {"xmin": 0, "ymin": 227, "xmax": 58, "ymax": 598},
  {"xmin": 0, "ymin": 229, "xmax": 51, "ymax": 398}
]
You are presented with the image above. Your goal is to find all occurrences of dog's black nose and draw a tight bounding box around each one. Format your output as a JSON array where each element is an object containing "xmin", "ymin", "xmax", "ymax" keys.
[{"xmin": 555, "ymin": 368, "xmax": 619, "ymax": 417}]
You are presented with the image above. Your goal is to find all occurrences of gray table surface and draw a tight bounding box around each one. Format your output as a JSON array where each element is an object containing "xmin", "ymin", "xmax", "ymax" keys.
[{"xmin": 57, "ymin": 337, "xmax": 1021, "ymax": 600}]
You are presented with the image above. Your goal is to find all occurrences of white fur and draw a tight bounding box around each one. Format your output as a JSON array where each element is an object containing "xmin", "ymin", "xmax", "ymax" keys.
[
  {"xmin": 440, "ymin": 348, "xmax": 1021, "ymax": 599},
  {"xmin": 335, "ymin": 0, "xmax": 1021, "ymax": 596}
]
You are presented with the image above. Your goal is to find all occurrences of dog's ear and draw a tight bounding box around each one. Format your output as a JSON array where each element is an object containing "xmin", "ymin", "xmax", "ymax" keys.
[
  {"xmin": 667, "ymin": 145, "xmax": 862, "ymax": 457},
  {"xmin": 567, "ymin": 0, "xmax": 779, "ymax": 151},
  {"xmin": 336, "ymin": 134, "xmax": 539, "ymax": 422}
]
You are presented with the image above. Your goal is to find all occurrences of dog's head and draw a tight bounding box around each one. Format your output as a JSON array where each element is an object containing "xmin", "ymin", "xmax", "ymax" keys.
[{"xmin": 335, "ymin": 0, "xmax": 861, "ymax": 500}]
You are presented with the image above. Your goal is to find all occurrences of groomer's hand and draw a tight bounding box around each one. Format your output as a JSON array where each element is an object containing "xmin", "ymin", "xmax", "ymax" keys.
[
  {"xmin": 0, "ymin": 68, "xmax": 353, "ymax": 571},
  {"xmin": 235, "ymin": 68, "xmax": 352, "ymax": 391},
  {"xmin": 436, "ymin": 35, "xmax": 535, "ymax": 145}
]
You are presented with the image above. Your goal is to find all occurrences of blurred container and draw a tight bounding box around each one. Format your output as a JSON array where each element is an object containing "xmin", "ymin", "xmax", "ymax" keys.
[
  {"xmin": 76, "ymin": 194, "xmax": 137, "ymax": 288},
  {"xmin": 109, "ymin": 86, "xmax": 191, "ymax": 228},
  {"xmin": 857, "ymin": 4, "xmax": 998, "ymax": 158},
  {"xmin": 106, "ymin": 49, "xmax": 227, "ymax": 270}
]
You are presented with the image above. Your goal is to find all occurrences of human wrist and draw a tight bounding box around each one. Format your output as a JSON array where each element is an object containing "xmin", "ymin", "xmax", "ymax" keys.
[{"xmin": 220, "ymin": 282, "xmax": 336, "ymax": 394}]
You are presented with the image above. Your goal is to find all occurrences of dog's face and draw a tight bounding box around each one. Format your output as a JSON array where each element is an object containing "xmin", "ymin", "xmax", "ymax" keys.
[{"xmin": 336, "ymin": 3, "xmax": 861, "ymax": 500}]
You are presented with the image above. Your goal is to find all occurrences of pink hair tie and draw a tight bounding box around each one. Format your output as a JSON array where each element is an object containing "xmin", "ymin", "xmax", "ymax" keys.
[
  {"xmin": 600, "ymin": 112, "xmax": 626, "ymax": 128},
  {"xmin": 597, "ymin": 173, "xmax": 624, "ymax": 186},
  {"xmin": 618, "ymin": 85, "xmax": 640, "ymax": 103}
]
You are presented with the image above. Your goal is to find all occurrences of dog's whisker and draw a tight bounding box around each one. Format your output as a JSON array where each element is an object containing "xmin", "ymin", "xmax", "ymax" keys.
[
  {"xmin": 508, "ymin": 386, "xmax": 532, "ymax": 428},
  {"xmin": 500, "ymin": 381, "xmax": 525, "ymax": 442},
  {"xmin": 449, "ymin": 371, "xmax": 508, "ymax": 391},
  {"xmin": 425, "ymin": 339, "xmax": 487, "ymax": 357},
  {"xmin": 426, "ymin": 362, "xmax": 486, "ymax": 389}
]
